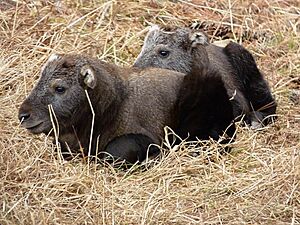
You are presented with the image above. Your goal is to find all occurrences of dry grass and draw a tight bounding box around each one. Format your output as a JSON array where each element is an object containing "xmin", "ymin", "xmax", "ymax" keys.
[{"xmin": 0, "ymin": 0, "xmax": 299, "ymax": 224}]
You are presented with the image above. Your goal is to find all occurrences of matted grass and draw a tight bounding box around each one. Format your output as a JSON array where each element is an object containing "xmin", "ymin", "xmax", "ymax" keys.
[{"xmin": 0, "ymin": 0, "xmax": 299, "ymax": 224}]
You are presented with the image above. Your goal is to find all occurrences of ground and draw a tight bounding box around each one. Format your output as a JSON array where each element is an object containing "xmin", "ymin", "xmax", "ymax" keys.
[{"xmin": 0, "ymin": 0, "xmax": 299, "ymax": 224}]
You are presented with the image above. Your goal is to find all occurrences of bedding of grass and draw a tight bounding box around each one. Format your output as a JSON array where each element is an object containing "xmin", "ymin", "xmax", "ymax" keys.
[{"xmin": 0, "ymin": 1, "xmax": 299, "ymax": 224}]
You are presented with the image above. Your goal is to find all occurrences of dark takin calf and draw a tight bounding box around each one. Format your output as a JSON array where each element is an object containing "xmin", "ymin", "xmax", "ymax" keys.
[
  {"xmin": 134, "ymin": 25, "xmax": 277, "ymax": 128},
  {"xmin": 18, "ymin": 54, "xmax": 235, "ymax": 164}
]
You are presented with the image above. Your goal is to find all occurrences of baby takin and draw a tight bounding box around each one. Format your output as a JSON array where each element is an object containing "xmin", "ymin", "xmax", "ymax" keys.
[
  {"xmin": 134, "ymin": 25, "xmax": 277, "ymax": 128},
  {"xmin": 18, "ymin": 54, "xmax": 235, "ymax": 164}
]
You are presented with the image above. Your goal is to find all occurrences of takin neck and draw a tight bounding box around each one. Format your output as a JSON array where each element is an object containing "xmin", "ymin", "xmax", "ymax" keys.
[{"xmin": 59, "ymin": 63, "xmax": 128, "ymax": 158}]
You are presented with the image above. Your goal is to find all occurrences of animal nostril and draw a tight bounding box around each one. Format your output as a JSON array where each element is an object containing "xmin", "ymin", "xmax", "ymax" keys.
[{"xmin": 19, "ymin": 112, "xmax": 30, "ymax": 122}]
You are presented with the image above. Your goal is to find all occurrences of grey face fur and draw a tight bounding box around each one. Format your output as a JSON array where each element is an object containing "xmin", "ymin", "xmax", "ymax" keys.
[
  {"xmin": 18, "ymin": 54, "xmax": 90, "ymax": 135},
  {"xmin": 134, "ymin": 25, "xmax": 209, "ymax": 74}
]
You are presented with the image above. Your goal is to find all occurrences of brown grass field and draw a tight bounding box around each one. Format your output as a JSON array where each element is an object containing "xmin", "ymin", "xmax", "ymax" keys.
[{"xmin": 0, "ymin": 0, "xmax": 299, "ymax": 224}]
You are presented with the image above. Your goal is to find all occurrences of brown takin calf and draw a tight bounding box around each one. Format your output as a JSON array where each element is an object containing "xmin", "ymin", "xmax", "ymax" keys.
[
  {"xmin": 18, "ymin": 54, "xmax": 235, "ymax": 164},
  {"xmin": 134, "ymin": 25, "xmax": 277, "ymax": 128}
]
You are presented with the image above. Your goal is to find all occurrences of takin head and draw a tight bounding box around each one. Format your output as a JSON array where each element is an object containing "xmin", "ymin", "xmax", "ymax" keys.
[
  {"xmin": 134, "ymin": 25, "xmax": 210, "ymax": 73},
  {"xmin": 18, "ymin": 54, "xmax": 117, "ymax": 136},
  {"xmin": 19, "ymin": 54, "xmax": 86, "ymax": 135}
]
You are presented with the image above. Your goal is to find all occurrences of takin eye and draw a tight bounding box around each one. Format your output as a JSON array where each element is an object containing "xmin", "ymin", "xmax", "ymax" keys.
[
  {"xmin": 158, "ymin": 50, "xmax": 170, "ymax": 58},
  {"xmin": 55, "ymin": 86, "xmax": 66, "ymax": 94}
]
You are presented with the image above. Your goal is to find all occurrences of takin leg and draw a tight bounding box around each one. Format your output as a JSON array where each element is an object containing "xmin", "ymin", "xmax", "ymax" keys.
[
  {"xmin": 223, "ymin": 42, "xmax": 277, "ymax": 127},
  {"xmin": 102, "ymin": 134, "xmax": 160, "ymax": 165}
]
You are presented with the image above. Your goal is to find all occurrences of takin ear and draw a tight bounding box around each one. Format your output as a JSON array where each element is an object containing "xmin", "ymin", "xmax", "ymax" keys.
[
  {"xmin": 80, "ymin": 65, "xmax": 96, "ymax": 89},
  {"xmin": 189, "ymin": 31, "xmax": 209, "ymax": 48}
]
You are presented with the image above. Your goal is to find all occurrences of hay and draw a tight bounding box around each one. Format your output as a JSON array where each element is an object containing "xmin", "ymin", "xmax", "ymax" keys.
[{"xmin": 0, "ymin": 0, "xmax": 299, "ymax": 224}]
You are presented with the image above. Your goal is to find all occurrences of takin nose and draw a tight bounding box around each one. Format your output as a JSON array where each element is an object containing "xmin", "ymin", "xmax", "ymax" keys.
[
  {"xmin": 19, "ymin": 112, "xmax": 31, "ymax": 122},
  {"xmin": 18, "ymin": 103, "xmax": 32, "ymax": 123}
]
